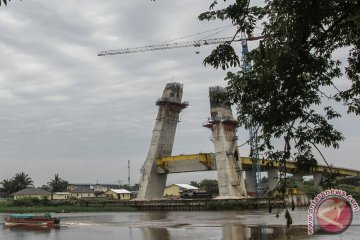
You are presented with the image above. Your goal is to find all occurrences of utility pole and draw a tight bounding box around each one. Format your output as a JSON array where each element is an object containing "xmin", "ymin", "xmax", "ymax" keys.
[{"xmin": 128, "ymin": 160, "xmax": 131, "ymax": 188}]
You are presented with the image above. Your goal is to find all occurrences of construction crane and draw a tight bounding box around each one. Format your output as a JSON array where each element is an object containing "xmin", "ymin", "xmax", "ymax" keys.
[
  {"xmin": 98, "ymin": 34, "xmax": 264, "ymax": 196},
  {"xmin": 241, "ymin": 37, "xmax": 263, "ymax": 197},
  {"xmin": 98, "ymin": 36, "xmax": 263, "ymax": 56}
]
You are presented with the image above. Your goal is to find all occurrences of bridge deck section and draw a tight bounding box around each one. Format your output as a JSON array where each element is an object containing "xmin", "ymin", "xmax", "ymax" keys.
[{"xmin": 156, "ymin": 153, "xmax": 360, "ymax": 177}]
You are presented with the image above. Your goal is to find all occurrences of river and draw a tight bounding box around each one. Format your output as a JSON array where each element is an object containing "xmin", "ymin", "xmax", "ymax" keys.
[{"xmin": 0, "ymin": 208, "xmax": 359, "ymax": 239}]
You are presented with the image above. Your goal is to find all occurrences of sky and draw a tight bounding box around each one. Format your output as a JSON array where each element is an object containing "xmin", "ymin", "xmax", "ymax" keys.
[{"xmin": 0, "ymin": 0, "xmax": 359, "ymax": 187}]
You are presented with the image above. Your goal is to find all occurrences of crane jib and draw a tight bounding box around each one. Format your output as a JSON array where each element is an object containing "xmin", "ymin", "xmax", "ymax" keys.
[{"xmin": 97, "ymin": 36, "xmax": 264, "ymax": 56}]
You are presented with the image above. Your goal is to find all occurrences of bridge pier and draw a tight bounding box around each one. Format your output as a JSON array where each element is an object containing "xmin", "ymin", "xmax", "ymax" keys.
[
  {"xmin": 268, "ymin": 168, "xmax": 279, "ymax": 191},
  {"xmin": 137, "ymin": 83, "xmax": 188, "ymax": 200},
  {"xmin": 313, "ymin": 172, "xmax": 323, "ymax": 187},
  {"xmin": 136, "ymin": 84, "xmax": 359, "ymax": 201},
  {"xmin": 204, "ymin": 86, "xmax": 247, "ymax": 198},
  {"xmin": 292, "ymin": 174, "xmax": 304, "ymax": 188},
  {"xmin": 245, "ymin": 169, "xmax": 257, "ymax": 195}
]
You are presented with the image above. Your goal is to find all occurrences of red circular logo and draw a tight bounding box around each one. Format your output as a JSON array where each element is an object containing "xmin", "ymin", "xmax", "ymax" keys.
[{"xmin": 316, "ymin": 196, "xmax": 353, "ymax": 234}]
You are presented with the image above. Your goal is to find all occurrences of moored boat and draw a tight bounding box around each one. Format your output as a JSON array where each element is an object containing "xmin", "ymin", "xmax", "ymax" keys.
[{"xmin": 4, "ymin": 213, "xmax": 60, "ymax": 228}]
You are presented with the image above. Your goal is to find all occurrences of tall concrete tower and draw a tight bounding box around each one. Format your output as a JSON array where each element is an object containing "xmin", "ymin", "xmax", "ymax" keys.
[
  {"xmin": 137, "ymin": 82, "xmax": 188, "ymax": 200},
  {"xmin": 204, "ymin": 86, "xmax": 247, "ymax": 198}
]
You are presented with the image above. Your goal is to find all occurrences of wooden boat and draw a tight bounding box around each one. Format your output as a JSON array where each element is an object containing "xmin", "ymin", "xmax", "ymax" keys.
[{"xmin": 4, "ymin": 213, "xmax": 60, "ymax": 228}]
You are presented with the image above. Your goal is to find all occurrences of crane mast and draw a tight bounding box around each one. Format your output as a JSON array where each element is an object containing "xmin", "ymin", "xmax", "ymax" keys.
[{"xmin": 241, "ymin": 38, "xmax": 263, "ymax": 197}]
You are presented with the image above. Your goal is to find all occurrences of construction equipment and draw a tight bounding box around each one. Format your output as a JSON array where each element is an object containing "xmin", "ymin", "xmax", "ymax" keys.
[
  {"xmin": 98, "ymin": 36, "xmax": 263, "ymax": 56},
  {"xmin": 241, "ymin": 37, "xmax": 263, "ymax": 197}
]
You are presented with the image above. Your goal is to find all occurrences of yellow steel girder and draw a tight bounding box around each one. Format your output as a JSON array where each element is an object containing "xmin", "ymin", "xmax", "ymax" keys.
[
  {"xmin": 156, "ymin": 153, "xmax": 360, "ymax": 177},
  {"xmin": 156, "ymin": 153, "xmax": 212, "ymax": 171}
]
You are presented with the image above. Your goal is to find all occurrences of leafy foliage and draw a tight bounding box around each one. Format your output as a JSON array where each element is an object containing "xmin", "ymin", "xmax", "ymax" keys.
[
  {"xmin": 191, "ymin": 179, "xmax": 219, "ymax": 195},
  {"xmin": 200, "ymin": 0, "xmax": 359, "ymax": 226},
  {"xmin": 199, "ymin": 0, "xmax": 359, "ymax": 184},
  {"xmin": 0, "ymin": 179, "xmax": 14, "ymax": 193},
  {"xmin": 190, "ymin": 181, "xmax": 200, "ymax": 188},
  {"xmin": 338, "ymin": 184, "xmax": 360, "ymax": 196},
  {"xmin": 48, "ymin": 174, "xmax": 68, "ymax": 192},
  {"xmin": 119, "ymin": 183, "xmax": 139, "ymax": 191},
  {"xmin": 204, "ymin": 44, "xmax": 240, "ymax": 70},
  {"xmin": 0, "ymin": 0, "xmax": 11, "ymax": 6},
  {"xmin": 12, "ymin": 172, "xmax": 34, "ymax": 192},
  {"xmin": 0, "ymin": 172, "xmax": 34, "ymax": 193},
  {"xmin": 13, "ymin": 197, "xmax": 51, "ymax": 207},
  {"xmin": 299, "ymin": 180, "xmax": 323, "ymax": 197}
]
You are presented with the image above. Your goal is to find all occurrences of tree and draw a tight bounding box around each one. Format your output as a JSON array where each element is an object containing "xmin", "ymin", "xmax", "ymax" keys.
[
  {"xmin": 0, "ymin": 179, "xmax": 14, "ymax": 193},
  {"xmin": 299, "ymin": 184, "xmax": 322, "ymax": 198},
  {"xmin": 199, "ymin": 0, "xmax": 359, "ymax": 226},
  {"xmin": 48, "ymin": 174, "xmax": 68, "ymax": 192},
  {"xmin": 1, "ymin": 173, "xmax": 34, "ymax": 193},
  {"xmin": 119, "ymin": 183, "xmax": 140, "ymax": 191},
  {"xmin": 298, "ymin": 179, "xmax": 323, "ymax": 197},
  {"xmin": 190, "ymin": 181, "xmax": 200, "ymax": 188},
  {"xmin": 199, "ymin": 0, "xmax": 359, "ymax": 190},
  {"xmin": 130, "ymin": 183, "xmax": 140, "ymax": 191},
  {"xmin": 0, "ymin": 0, "xmax": 11, "ymax": 6},
  {"xmin": 338, "ymin": 184, "xmax": 360, "ymax": 196},
  {"xmin": 12, "ymin": 172, "xmax": 34, "ymax": 192},
  {"xmin": 119, "ymin": 184, "xmax": 130, "ymax": 190},
  {"xmin": 40, "ymin": 184, "xmax": 51, "ymax": 192},
  {"xmin": 199, "ymin": 179, "xmax": 219, "ymax": 195}
]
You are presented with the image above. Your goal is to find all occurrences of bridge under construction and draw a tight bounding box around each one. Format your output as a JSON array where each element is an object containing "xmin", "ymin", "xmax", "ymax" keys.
[{"xmin": 137, "ymin": 82, "xmax": 360, "ymax": 200}]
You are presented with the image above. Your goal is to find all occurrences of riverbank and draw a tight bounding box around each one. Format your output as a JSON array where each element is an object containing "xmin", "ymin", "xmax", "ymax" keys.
[
  {"xmin": 0, "ymin": 197, "xmax": 297, "ymax": 213},
  {"xmin": 0, "ymin": 198, "xmax": 287, "ymax": 213},
  {"xmin": 0, "ymin": 204, "xmax": 136, "ymax": 213}
]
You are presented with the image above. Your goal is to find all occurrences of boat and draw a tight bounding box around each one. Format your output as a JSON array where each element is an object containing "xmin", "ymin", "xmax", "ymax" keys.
[{"xmin": 3, "ymin": 213, "xmax": 60, "ymax": 228}]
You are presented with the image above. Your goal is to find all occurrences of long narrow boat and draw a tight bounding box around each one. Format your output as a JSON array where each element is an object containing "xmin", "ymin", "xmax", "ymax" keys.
[{"xmin": 4, "ymin": 213, "xmax": 60, "ymax": 228}]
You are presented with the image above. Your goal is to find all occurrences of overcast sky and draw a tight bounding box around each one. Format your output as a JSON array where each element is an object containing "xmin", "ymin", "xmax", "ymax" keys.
[{"xmin": 0, "ymin": 0, "xmax": 359, "ymax": 187}]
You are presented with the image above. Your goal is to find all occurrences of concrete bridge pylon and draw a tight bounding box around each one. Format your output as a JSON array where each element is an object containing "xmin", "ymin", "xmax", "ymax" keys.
[
  {"xmin": 137, "ymin": 82, "xmax": 188, "ymax": 200},
  {"xmin": 203, "ymin": 86, "xmax": 247, "ymax": 198}
]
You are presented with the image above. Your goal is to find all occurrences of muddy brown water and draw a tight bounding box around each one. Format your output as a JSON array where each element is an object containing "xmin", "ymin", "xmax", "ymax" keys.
[{"xmin": 1, "ymin": 208, "xmax": 359, "ymax": 239}]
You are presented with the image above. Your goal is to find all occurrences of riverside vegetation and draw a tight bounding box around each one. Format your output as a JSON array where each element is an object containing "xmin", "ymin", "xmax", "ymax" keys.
[{"xmin": 0, "ymin": 198, "xmax": 136, "ymax": 213}]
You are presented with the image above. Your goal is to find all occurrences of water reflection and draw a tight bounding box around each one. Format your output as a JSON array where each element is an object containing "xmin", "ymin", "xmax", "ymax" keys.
[
  {"xmin": 2, "ymin": 225, "xmax": 52, "ymax": 240},
  {"xmin": 222, "ymin": 224, "xmax": 250, "ymax": 240},
  {"xmin": 223, "ymin": 225, "xmax": 308, "ymax": 240},
  {"xmin": 140, "ymin": 211, "xmax": 168, "ymax": 222},
  {"xmin": 141, "ymin": 224, "xmax": 309, "ymax": 240},
  {"xmin": 137, "ymin": 212, "xmax": 171, "ymax": 240},
  {"xmin": 3, "ymin": 226, "xmax": 52, "ymax": 232},
  {"xmin": 246, "ymin": 225, "xmax": 308, "ymax": 240},
  {"xmin": 141, "ymin": 228, "xmax": 171, "ymax": 240}
]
